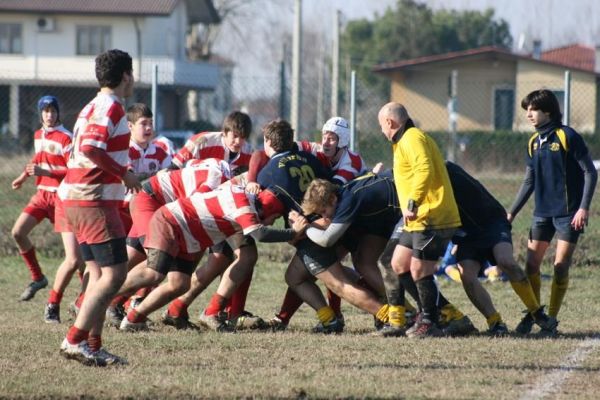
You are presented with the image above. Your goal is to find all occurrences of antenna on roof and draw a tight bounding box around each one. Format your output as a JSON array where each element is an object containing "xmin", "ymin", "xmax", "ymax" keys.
[{"xmin": 518, "ymin": 33, "xmax": 526, "ymax": 52}]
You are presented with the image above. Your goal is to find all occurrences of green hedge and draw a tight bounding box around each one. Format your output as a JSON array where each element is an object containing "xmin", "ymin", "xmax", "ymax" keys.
[{"xmin": 356, "ymin": 130, "xmax": 600, "ymax": 173}]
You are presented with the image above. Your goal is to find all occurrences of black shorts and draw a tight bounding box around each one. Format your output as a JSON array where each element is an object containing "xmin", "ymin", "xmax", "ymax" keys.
[
  {"xmin": 126, "ymin": 236, "xmax": 145, "ymax": 254},
  {"xmin": 209, "ymin": 235, "xmax": 256, "ymax": 258},
  {"xmin": 146, "ymin": 248, "xmax": 201, "ymax": 276},
  {"xmin": 340, "ymin": 214, "xmax": 399, "ymax": 253},
  {"xmin": 397, "ymin": 228, "xmax": 455, "ymax": 261},
  {"xmin": 454, "ymin": 220, "xmax": 512, "ymax": 265},
  {"xmin": 295, "ymin": 238, "xmax": 338, "ymax": 276},
  {"xmin": 80, "ymin": 238, "xmax": 128, "ymax": 266},
  {"xmin": 530, "ymin": 215, "xmax": 581, "ymax": 244}
]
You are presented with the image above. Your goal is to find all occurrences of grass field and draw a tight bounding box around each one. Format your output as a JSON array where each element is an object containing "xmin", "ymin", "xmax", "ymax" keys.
[
  {"xmin": 1, "ymin": 253, "xmax": 600, "ymax": 399},
  {"xmin": 2, "ymin": 154, "xmax": 600, "ymax": 398}
]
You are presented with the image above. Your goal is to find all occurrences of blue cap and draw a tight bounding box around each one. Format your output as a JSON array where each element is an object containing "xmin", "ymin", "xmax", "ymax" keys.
[{"xmin": 37, "ymin": 95, "xmax": 60, "ymax": 117}]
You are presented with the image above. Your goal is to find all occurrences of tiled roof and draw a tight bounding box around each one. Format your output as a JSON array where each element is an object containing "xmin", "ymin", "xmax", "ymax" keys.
[
  {"xmin": 0, "ymin": 0, "xmax": 177, "ymax": 15},
  {"xmin": 373, "ymin": 46, "xmax": 515, "ymax": 72},
  {"xmin": 373, "ymin": 45, "xmax": 598, "ymax": 76},
  {"xmin": 0, "ymin": 0, "xmax": 220, "ymax": 23},
  {"xmin": 541, "ymin": 44, "xmax": 595, "ymax": 72}
]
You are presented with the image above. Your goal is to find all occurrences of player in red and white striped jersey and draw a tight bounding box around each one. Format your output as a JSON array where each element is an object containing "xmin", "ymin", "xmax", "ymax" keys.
[
  {"xmin": 58, "ymin": 49, "xmax": 141, "ymax": 367},
  {"xmin": 127, "ymin": 103, "xmax": 172, "ymax": 181},
  {"xmin": 171, "ymin": 111, "xmax": 253, "ymax": 172},
  {"xmin": 117, "ymin": 185, "xmax": 307, "ymax": 331},
  {"xmin": 295, "ymin": 116, "xmax": 367, "ymax": 185},
  {"xmin": 148, "ymin": 158, "xmax": 231, "ymax": 203},
  {"xmin": 126, "ymin": 158, "xmax": 232, "ymax": 259},
  {"xmin": 103, "ymin": 104, "xmax": 174, "ymax": 326},
  {"xmin": 11, "ymin": 95, "xmax": 72, "ymax": 302},
  {"xmin": 168, "ymin": 111, "xmax": 259, "ymax": 326},
  {"xmin": 121, "ymin": 104, "xmax": 171, "ymax": 243},
  {"xmin": 152, "ymin": 135, "xmax": 176, "ymax": 158}
]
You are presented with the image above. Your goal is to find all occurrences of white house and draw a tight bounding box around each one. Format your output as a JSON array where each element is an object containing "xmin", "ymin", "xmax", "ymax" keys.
[{"xmin": 0, "ymin": 0, "xmax": 223, "ymax": 142}]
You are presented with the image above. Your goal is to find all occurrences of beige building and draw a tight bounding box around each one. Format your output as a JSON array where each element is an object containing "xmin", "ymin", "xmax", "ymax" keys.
[{"xmin": 373, "ymin": 45, "xmax": 600, "ymax": 133}]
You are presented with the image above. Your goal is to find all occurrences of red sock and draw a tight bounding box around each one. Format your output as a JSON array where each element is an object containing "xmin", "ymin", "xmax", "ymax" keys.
[
  {"xmin": 75, "ymin": 292, "xmax": 85, "ymax": 308},
  {"xmin": 87, "ymin": 335, "xmax": 102, "ymax": 352},
  {"xmin": 135, "ymin": 286, "xmax": 153, "ymax": 298},
  {"xmin": 20, "ymin": 247, "xmax": 43, "ymax": 281},
  {"xmin": 66, "ymin": 326, "xmax": 89, "ymax": 345},
  {"xmin": 109, "ymin": 295, "xmax": 128, "ymax": 307},
  {"xmin": 277, "ymin": 288, "xmax": 304, "ymax": 324},
  {"xmin": 48, "ymin": 289, "xmax": 63, "ymax": 305},
  {"xmin": 228, "ymin": 273, "xmax": 253, "ymax": 318},
  {"xmin": 223, "ymin": 297, "xmax": 232, "ymax": 315},
  {"xmin": 127, "ymin": 309, "xmax": 146, "ymax": 323},
  {"xmin": 167, "ymin": 299, "xmax": 189, "ymax": 318},
  {"xmin": 204, "ymin": 294, "xmax": 227, "ymax": 316},
  {"xmin": 327, "ymin": 289, "xmax": 342, "ymax": 318}
]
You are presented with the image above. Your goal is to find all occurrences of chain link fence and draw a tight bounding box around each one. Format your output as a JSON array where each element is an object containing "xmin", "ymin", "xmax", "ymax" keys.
[{"xmin": 1, "ymin": 67, "xmax": 599, "ymax": 267}]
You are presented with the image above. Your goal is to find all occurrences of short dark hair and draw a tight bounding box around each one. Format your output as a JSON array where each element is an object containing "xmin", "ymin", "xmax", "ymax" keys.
[
  {"xmin": 521, "ymin": 89, "xmax": 563, "ymax": 123},
  {"xmin": 262, "ymin": 119, "xmax": 294, "ymax": 152},
  {"xmin": 95, "ymin": 49, "xmax": 133, "ymax": 89},
  {"xmin": 222, "ymin": 111, "xmax": 252, "ymax": 138},
  {"xmin": 127, "ymin": 103, "xmax": 153, "ymax": 123}
]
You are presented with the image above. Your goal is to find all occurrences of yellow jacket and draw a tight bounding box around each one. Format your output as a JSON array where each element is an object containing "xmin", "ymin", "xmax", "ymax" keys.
[{"xmin": 392, "ymin": 127, "xmax": 461, "ymax": 231}]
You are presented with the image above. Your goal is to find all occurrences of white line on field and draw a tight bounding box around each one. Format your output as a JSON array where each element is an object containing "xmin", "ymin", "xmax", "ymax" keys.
[{"xmin": 520, "ymin": 336, "xmax": 600, "ymax": 400}]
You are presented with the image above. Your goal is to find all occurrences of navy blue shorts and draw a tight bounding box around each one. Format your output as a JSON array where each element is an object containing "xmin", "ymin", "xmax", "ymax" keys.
[
  {"xmin": 530, "ymin": 215, "xmax": 581, "ymax": 244},
  {"xmin": 454, "ymin": 220, "xmax": 512, "ymax": 265},
  {"xmin": 80, "ymin": 238, "xmax": 128, "ymax": 267},
  {"xmin": 295, "ymin": 238, "xmax": 338, "ymax": 276}
]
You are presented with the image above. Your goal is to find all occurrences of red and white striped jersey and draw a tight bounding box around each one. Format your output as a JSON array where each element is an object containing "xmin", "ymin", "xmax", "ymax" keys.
[
  {"xmin": 172, "ymin": 131, "xmax": 252, "ymax": 172},
  {"xmin": 163, "ymin": 184, "xmax": 260, "ymax": 253},
  {"xmin": 129, "ymin": 141, "xmax": 172, "ymax": 176},
  {"xmin": 296, "ymin": 140, "xmax": 367, "ymax": 184},
  {"xmin": 148, "ymin": 158, "xmax": 232, "ymax": 205},
  {"xmin": 32, "ymin": 124, "xmax": 73, "ymax": 192},
  {"xmin": 59, "ymin": 92, "xmax": 130, "ymax": 207},
  {"xmin": 153, "ymin": 136, "xmax": 176, "ymax": 157}
]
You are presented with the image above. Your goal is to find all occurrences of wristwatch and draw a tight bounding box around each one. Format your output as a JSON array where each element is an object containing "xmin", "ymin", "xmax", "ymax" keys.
[{"xmin": 407, "ymin": 199, "xmax": 417, "ymax": 213}]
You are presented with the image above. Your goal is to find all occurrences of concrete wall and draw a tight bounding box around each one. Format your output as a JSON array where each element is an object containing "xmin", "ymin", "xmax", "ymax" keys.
[{"xmin": 515, "ymin": 60, "xmax": 597, "ymax": 133}]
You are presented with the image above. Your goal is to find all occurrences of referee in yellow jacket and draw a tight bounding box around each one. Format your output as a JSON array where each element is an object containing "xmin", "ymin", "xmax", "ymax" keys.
[{"xmin": 378, "ymin": 102, "xmax": 466, "ymax": 337}]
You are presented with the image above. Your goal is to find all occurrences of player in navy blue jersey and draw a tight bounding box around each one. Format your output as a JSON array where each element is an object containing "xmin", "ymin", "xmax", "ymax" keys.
[
  {"xmin": 508, "ymin": 89, "xmax": 597, "ymax": 334},
  {"xmin": 445, "ymin": 161, "xmax": 557, "ymax": 336},
  {"xmin": 257, "ymin": 124, "xmax": 332, "ymax": 213}
]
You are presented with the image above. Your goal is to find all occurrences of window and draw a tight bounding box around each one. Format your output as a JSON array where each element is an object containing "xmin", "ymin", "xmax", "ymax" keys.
[
  {"xmin": 76, "ymin": 26, "xmax": 111, "ymax": 55},
  {"xmin": 0, "ymin": 23, "xmax": 22, "ymax": 54},
  {"xmin": 493, "ymin": 88, "xmax": 515, "ymax": 130}
]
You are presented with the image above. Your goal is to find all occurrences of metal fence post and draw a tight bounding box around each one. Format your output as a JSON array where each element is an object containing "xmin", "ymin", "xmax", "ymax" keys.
[
  {"xmin": 447, "ymin": 69, "xmax": 458, "ymax": 162},
  {"xmin": 564, "ymin": 70, "xmax": 571, "ymax": 125},
  {"xmin": 350, "ymin": 70, "xmax": 356, "ymax": 152},
  {"xmin": 151, "ymin": 63, "xmax": 159, "ymax": 130},
  {"xmin": 290, "ymin": 0, "xmax": 302, "ymax": 136}
]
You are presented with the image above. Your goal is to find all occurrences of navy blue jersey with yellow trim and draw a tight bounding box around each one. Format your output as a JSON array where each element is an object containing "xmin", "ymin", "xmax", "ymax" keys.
[
  {"xmin": 446, "ymin": 161, "xmax": 506, "ymax": 235},
  {"xmin": 332, "ymin": 172, "xmax": 400, "ymax": 230},
  {"xmin": 527, "ymin": 125, "xmax": 589, "ymax": 217},
  {"xmin": 257, "ymin": 149, "xmax": 333, "ymax": 212}
]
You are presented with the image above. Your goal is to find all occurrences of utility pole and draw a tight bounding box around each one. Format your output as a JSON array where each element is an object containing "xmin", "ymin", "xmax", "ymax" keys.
[
  {"xmin": 291, "ymin": 0, "xmax": 302, "ymax": 136},
  {"xmin": 316, "ymin": 40, "xmax": 325, "ymax": 129},
  {"xmin": 447, "ymin": 70, "xmax": 458, "ymax": 162},
  {"xmin": 331, "ymin": 9, "xmax": 340, "ymax": 117}
]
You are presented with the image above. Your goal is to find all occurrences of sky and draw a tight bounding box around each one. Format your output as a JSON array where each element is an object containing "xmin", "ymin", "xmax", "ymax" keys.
[
  {"xmin": 426, "ymin": 0, "xmax": 600, "ymax": 51},
  {"xmin": 212, "ymin": 0, "xmax": 599, "ymax": 79},
  {"xmin": 211, "ymin": 0, "xmax": 396, "ymax": 78}
]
